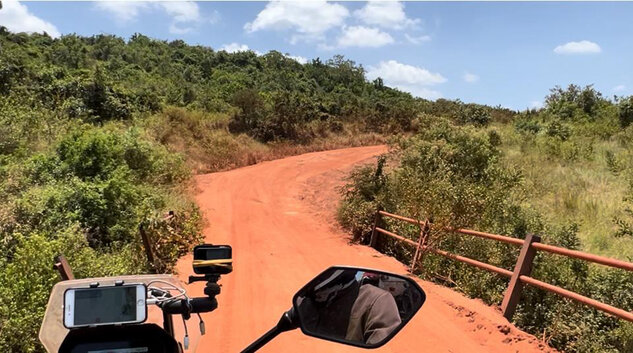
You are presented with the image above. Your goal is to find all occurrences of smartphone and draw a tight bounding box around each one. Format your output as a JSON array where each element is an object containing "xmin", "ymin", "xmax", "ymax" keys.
[{"xmin": 63, "ymin": 284, "xmax": 147, "ymax": 328}]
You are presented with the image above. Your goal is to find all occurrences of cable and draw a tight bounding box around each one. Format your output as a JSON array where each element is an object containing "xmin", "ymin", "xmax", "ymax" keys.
[
  {"xmin": 145, "ymin": 279, "xmax": 194, "ymax": 350},
  {"xmin": 146, "ymin": 279, "xmax": 189, "ymax": 304},
  {"xmin": 182, "ymin": 314, "xmax": 189, "ymax": 350},
  {"xmin": 196, "ymin": 313, "xmax": 205, "ymax": 335}
]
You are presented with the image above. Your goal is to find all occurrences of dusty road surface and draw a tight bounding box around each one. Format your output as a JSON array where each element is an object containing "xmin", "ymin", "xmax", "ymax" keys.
[{"xmin": 176, "ymin": 145, "xmax": 555, "ymax": 353}]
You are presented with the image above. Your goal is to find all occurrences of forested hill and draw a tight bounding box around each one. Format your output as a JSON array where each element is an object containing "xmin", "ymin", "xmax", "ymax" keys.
[
  {"xmin": 0, "ymin": 29, "xmax": 513, "ymax": 147},
  {"xmin": 1, "ymin": 29, "xmax": 419, "ymax": 140},
  {"xmin": 0, "ymin": 29, "xmax": 507, "ymax": 352},
  {"xmin": 4, "ymin": 27, "xmax": 633, "ymax": 353}
]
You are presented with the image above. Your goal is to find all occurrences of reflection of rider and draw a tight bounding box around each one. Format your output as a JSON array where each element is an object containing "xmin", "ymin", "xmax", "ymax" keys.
[
  {"xmin": 300, "ymin": 271, "xmax": 401, "ymax": 345},
  {"xmin": 373, "ymin": 274, "xmax": 416, "ymax": 319}
]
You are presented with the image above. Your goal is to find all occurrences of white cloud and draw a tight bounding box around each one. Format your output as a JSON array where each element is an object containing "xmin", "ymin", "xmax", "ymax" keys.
[
  {"xmin": 336, "ymin": 26, "xmax": 394, "ymax": 48},
  {"xmin": 161, "ymin": 1, "xmax": 207, "ymax": 34},
  {"xmin": 367, "ymin": 60, "xmax": 446, "ymax": 99},
  {"xmin": 161, "ymin": 1, "xmax": 201, "ymax": 23},
  {"xmin": 463, "ymin": 72, "xmax": 479, "ymax": 83},
  {"xmin": 245, "ymin": 0, "xmax": 349, "ymax": 43},
  {"xmin": 95, "ymin": 1, "xmax": 214, "ymax": 34},
  {"xmin": 554, "ymin": 40, "xmax": 601, "ymax": 55},
  {"xmin": 613, "ymin": 85, "xmax": 626, "ymax": 92},
  {"xmin": 405, "ymin": 33, "xmax": 431, "ymax": 45},
  {"xmin": 220, "ymin": 43, "xmax": 257, "ymax": 54},
  {"xmin": 94, "ymin": 1, "xmax": 149, "ymax": 24},
  {"xmin": 396, "ymin": 86, "xmax": 443, "ymax": 100},
  {"xmin": 354, "ymin": 1, "xmax": 419, "ymax": 30},
  {"xmin": 169, "ymin": 24, "xmax": 193, "ymax": 35},
  {"xmin": 367, "ymin": 60, "xmax": 446, "ymax": 86},
  {"xmin": 529, "ymin": 101, "xmax": 544, "ymax": 109},
  {"xmin": 0, "ymin": 0, "xmax": 60, "ymax": 38},
  {"xmin": 285, "ymin": 54, "xmax": 308, "ymax": 64}
]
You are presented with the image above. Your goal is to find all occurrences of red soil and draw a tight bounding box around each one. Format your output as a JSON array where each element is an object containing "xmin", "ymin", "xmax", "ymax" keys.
[{"xmin": 176, "ymin": 145, "xmax": 556, "ymax": 353}]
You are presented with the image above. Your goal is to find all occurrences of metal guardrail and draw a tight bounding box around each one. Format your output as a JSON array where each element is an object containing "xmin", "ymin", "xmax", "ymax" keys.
[
  {"xmin": 53, "ymin": 255, "xmax": 74, "ymax": 281},
  {"xmin": 139, "ymin": 211, "xmax": 175, "ymax": 272},
  {"xmin": 369, "ymin": 210, "xmax": 633, "ymax": 322},
  {"xmin": 55, "ymin": 211, "xmax": 175, "ymax": 281}
]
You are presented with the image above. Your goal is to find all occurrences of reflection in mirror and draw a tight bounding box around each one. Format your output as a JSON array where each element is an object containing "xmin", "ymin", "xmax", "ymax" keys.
[{"xmin": 294, "ymin": 268, "xmax": 425, "ymax": 348}]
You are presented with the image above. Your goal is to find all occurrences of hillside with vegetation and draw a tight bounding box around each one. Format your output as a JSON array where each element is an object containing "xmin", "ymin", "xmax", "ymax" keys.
[
  {"xmin": 2, "ymin": 28, "xmax": 633, "ymax": 353},
  {"xmin": 0, "ymin": 28, "xmax": 450, "ymax": 352},
  {"xmin": 339, "ymin": 85, "xmax": 633, "ymax": 352}
]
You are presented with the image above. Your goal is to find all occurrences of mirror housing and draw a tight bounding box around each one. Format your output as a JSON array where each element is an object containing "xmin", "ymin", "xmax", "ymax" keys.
[
  {"xmin": 241, "ymin": 266, "xmax": 425, "ymax": 353},
  {"xmin": 292, "ymin": 266, "xmax": 425, "ymax": 349}
]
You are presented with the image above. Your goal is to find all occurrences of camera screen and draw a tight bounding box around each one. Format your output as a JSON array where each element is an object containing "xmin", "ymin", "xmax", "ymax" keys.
[
  {"xmin": 195, "ymin": 247, "xmax": 231, "ymax": 260},
  {"xmin": 74, "ymin": 286, "xmax": 138, "ymax": 326}
]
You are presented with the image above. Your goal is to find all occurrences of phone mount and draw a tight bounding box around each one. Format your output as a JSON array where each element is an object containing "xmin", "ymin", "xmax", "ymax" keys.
[
  {"xmin": 191, "ymin": 244, "xmax": 233, "ymax": 276},
  {"xmin": 188, "ymin": 274, "xmax": 222, "ymax": 299},
  {"xmin": 179, "ymin": 244, "xmax": 233, "ymax": 316},
  {"xmin": 188, "ymin": 244, "xmax": 233, "ymax": 300}
]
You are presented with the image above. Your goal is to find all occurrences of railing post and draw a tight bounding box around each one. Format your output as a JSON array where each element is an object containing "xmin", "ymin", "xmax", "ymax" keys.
[
  {"xmin": 501, "ymin": 233, "xmax": 541, "ymax": 321},
  {"xmin": 410, "ymin": 219, "xmax": 430, "ymax": 273},
  {"xmin": 369, "ymin": 209, "xmax": 382, "ymax": 248},
  {"xmin": 53, "ymin": 255, "xmax": 74, "ymax": 281},
  {"xmin": 139, "ymin": 222, "xmax": 155, "ymax": 265}
]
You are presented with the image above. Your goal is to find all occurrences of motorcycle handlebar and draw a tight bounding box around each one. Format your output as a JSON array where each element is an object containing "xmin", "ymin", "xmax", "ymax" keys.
[{"xmin": 161, "ymin": 297, "xmax": 218, "ymax": 315}]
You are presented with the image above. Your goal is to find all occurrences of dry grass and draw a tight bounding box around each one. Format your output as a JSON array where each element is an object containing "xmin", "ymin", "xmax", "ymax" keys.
[
  {"xmin": 494, "ymin": 122, "xmax": 633, "ymax": 260},
  {"xmin": 142, "ymin": 106, "xmax": 386, "ymax": 174}
]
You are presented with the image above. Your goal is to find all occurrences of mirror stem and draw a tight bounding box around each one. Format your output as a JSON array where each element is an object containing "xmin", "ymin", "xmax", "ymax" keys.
[{"xmin": 241, "ymin": 308, "xmax": 298, "ymax": 353}]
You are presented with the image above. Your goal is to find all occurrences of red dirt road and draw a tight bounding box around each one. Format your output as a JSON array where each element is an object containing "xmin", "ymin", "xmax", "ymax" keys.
[{"xmin": 177, "ymin": 146, "xmax": 555, "ymax": 353}]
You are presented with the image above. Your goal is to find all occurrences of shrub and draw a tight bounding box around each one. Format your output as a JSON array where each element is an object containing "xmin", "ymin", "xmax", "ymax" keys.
[
  {"xmin": 228, "ymin": 89, "xmax": 268, "ymax": 135},
  {"xmin": 546, "ymin": 121, "xmax": 571, "ymax": 141},
  {"xmin": 55, "ymin": 128, "xmax": 188, "ymax": 184},
  {"xmin": 83, "ymin": 67, "xmax": 133, "ymax": 122},
  {"xmin": 141, "ymin": 205, "xmax": 203, "ymax": 273},
  {"xmin": 0, "ymin": 125, "xmax": 202, "ymax": 352},
  {"xmin": 458, "ymin": 104, "xmax": 491, "ymax": 126},
  {"xmin": 338, "ymin": 122, "xmax": 633, "ymax": 353},
  {"xmin": 546, "ymin": 84, "xmax": 605, "ymax": 121},
  {"xmin": 515, "ymin": 118, "xmax": 541, "ymax": 135},
  {"xmin": 337, "ymin": 156, "xmax": 387, "ymax": 242},
  {"xmin": 340, "ymin": 121, "xmax": 521, "ymax": 243},
  {"xmin": 619, "ymin": 96, "xmax": 633, "ymax": 128},
  {"xmin": 605, "ymin": 150, "xmax": 624, "ymax": 175},
  {"xmin": 487, "ymin": 129, "xmax": 502, "ymax": 147}
]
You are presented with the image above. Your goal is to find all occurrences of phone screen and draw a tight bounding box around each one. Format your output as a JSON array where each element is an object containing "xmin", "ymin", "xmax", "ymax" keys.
[{"xmin": 72, "ymin": 286, "xmax": 139, "ymax": 326}]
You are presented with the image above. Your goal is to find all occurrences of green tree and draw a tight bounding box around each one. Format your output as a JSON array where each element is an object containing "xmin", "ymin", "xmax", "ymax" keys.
[{"xmin": 618, "ymin": 96, "xmax": 633, "ymax": 128}]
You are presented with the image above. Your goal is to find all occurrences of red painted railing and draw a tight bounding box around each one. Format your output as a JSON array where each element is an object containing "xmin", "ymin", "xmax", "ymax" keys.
[{"xmin": 369, "ymin": 210, "xmax": 633, "ymax": 322}]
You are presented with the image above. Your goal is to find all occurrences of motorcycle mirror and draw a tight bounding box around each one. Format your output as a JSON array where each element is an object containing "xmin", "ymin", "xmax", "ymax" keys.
[
  {"xmin": 292, "ymin": 266, "xmax": 426, "ymax": 349},
  {"xmin": 241, "ymin": 266, "xmax": 425, "ymax": 353}
]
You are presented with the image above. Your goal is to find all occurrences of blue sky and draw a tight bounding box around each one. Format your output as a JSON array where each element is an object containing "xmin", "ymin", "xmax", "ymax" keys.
[{"xmin": 2, "ymin": 1, "xmax": 633, "ymax": 110}]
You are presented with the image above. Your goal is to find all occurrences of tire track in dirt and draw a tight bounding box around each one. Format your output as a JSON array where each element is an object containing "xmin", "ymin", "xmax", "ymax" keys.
[{"xmin": 176, "ymin": 145, "xmax": 555, "ymax": 353}]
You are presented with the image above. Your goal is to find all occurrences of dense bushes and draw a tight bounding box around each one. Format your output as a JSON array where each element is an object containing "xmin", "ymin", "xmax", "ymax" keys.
[
  {"xmin": 0, "ymin": 125, "xmax": 202, "ymax": 352},
  {"xmin": 0, "ymin": 29, "xmax": 426, "ymax": 145},
  {"xmin": 619, "ymin": 96, "xmax": 633, "ymax": 128},
  {"xmin": 5, "ymin": 28, "xmax": 633, "ymax": 353},
  {"xmin": 338, "ymin": 118, "xmax": 633, "ymax": 352},
  {"xmin": 0, "ymin": 29, "xmax": 435, "ymax": 352},
  {"xmin": 339, "ymin": 118, "xmax": 524, "ymax": 243},
  {"xmin": 0, "ymin": 29, "xmax": 521, "ymax": 148},
  {"xmin": 545, "ymin": 84, "xmax": 606, "ymax": 121}
]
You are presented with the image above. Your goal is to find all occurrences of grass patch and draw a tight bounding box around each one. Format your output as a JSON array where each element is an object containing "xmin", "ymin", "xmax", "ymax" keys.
[{"xmin": 496, "ymin": 122, "xmax": 633, "ymax": 260}]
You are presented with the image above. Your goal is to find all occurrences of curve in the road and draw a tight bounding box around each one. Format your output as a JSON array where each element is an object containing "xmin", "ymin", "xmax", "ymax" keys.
[{"xmin": 176, "ymin": 145, "xmax": 555, "ymax": 353}]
